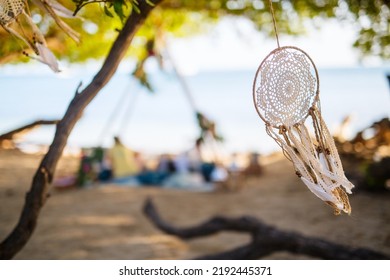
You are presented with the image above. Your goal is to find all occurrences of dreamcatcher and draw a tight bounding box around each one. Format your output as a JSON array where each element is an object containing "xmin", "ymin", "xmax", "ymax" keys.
[
  {"xmin": 252, "ymin": 1, "xmax": 354, "ymax": 215},
  {"xmin": 0, "ymin": 0, "xmax": 80, "ymax": 72}
]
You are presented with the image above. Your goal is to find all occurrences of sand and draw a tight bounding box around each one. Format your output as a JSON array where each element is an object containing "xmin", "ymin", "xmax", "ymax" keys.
[{"xmin": 0, "ymin": 148, "xmax": 389, "ymax": 259}]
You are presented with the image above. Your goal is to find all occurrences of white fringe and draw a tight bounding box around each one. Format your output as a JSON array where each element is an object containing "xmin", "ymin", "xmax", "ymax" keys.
[{"xmin": 266, "ymin": 107, "xmax": 354, "ymax": 214}]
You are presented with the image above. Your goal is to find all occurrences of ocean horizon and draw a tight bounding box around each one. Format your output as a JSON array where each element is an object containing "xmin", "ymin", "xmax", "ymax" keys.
[{"xmin": 1, "ymin": 64, "xmax": 389, "ymax": 156}]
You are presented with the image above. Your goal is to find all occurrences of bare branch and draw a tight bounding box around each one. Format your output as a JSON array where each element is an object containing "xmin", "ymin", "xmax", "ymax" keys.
[
  {"xmin": 73, "ymin": 1, "xmax": 108, "ymax": 16},
  {"xmin": 144, "ymin": 198, "xmax": 260, "ymax": 238},
  {"xmin": 0, "ymin": 119, "xmax": 59, "ymax": 142},
  {"xmin": 143, "ymin": 198, "xmax": 390, "ymax": 260}
]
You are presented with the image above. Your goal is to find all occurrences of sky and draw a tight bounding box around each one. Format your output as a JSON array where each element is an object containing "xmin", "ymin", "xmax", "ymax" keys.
[{"xmin": 168, "ymin": 17, "xmax": 372, "ymax": 73}]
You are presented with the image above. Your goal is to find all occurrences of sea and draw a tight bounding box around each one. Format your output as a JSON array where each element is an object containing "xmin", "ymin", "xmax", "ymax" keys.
[{"xmin": 0, "ymin": 64, "xmax": 389, "ymax": 157}]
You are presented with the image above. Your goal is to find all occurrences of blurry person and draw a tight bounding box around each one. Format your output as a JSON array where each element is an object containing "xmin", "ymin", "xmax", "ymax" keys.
[
  {"xmin": 76, "ymin": 149, "xmax": 94, "ymax": 187},
  {"xmin": 243, "ymin": 152, "xmax": 263, "ymax": 176},
  {"xmin": 108, "ymin": 136, "xmax": 139, "ymax": 178},
  {"xmin": 174, "ymin": 152, "xmax": 190, "ymax": 173},
  {"xmin": 157, "ymin": 154, "xmax": 176, "ymax": 175},
  {"xmin": 210, "ymin": 161, "xmax": 229, "ymax": 190}
]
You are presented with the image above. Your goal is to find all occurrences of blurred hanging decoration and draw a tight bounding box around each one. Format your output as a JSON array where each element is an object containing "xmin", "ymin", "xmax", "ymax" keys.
[
  {"xmin": 252, "ymin": 0, "xmax": 354, "ymax": 215},
  {"xmin": 161, "ymin": 34, "xmax": 224, "ymax": 148},
  {"xmin": 0, "ymin": 0, "xmax": 80, "ymax": 72},
  {"xmin": 129, "ymin": 28, "xmax": 224, "ymax": 162},
  {"xmin": 32, "ymin": 0, "xmax": 81, "ymax": 42},
  {"xmin": 131, "ymin": 39, "xmax": 159, "ymax": 92},
  {"xmin": 196, "ymin": 112, "xmax": 223, "ymax": 145}
]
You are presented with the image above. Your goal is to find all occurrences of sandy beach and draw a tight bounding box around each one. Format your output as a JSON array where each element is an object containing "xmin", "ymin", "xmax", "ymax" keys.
[{"xmin": 0, "ymin": 148, "xmax": 389, "ymax": 259}]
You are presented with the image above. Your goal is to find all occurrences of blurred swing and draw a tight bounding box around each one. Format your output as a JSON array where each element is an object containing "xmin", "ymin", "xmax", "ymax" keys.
[
  {"xmin": 97, "ymin": 36, "xmax": 225, "ymax": 165},
  {"xmin": 162, "ymin": 38, "xmax": 225, "ymax": 164},
  {"xmin": 84, "ymin": 36, "xmax": 227, "ymax": 189},
  {"xmin": 96, "ymin": 80, "xmax": 141, "ymax": 147}
]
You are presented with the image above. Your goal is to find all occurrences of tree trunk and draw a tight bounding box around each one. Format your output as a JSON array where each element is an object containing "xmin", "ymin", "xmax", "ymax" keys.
[{"xmin": 0, "ymin": 0, "xmax": 163, "ymax": 260}]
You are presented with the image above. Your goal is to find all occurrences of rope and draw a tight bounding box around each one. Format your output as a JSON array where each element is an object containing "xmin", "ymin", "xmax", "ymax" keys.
[
  {"xmin": 165, "ymin": 40, "xmax": 224, "ymax": 162},
  {"xmin": 97, "ymin": 81, "xmax": 134, "ymax": 146},
  {"xmin": 117, "ymin": 87, "xmax": 140, "ymax": 137},
  {"xmin": 164, "ymin": 43, "xmax": 198, "ymax": 112},
  {"xmin": 268, "ymin": 0, "xmax": 280, "ymax": 49}
]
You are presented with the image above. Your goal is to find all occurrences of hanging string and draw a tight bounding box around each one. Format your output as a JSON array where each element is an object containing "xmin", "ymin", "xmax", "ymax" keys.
[
  {"xmin": 117, "ymin": 88, "xmax": 140, "ymax": 137},
  {"xmin": 164, "ymin": 37, "xmax": 224, "ymax": 163},
  {"xmin": 164, "ymin": 42, "xmax": 198, "ymax": 113},
  {"xmin": 97, "ymin": 81, "xmax": 134, "ymax": 146},
  {"xmin": 268, "ymin": 0, "xmax": 280, "ymax": 48}
]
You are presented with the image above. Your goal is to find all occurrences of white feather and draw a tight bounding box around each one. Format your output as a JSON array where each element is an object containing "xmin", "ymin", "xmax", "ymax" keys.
[
  {"xmin": 301, "ymin": 177, "xmax": 343, "ymax": 210},
  {"xmin": 33, "ymin": 43, "xmax": 60, "ymax": 72},
  {"xmin": 45, "ymin": 0, "xmax": 82, "ymax": 19}
]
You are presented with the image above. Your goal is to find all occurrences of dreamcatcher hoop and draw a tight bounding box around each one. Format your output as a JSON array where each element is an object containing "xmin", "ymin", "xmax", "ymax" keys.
[
  {"xmin": 251, "ymin": 1, "xmax": 354, "ymax": 215},
  {"xmin": 253, "ymin": 46, "xmax": 320, "ymax": 128},
  {"xmin": 0, "ymin": 0, "xmax": 25, "ymax": 26}
]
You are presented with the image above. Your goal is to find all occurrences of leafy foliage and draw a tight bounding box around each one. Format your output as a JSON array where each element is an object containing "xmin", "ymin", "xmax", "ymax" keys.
[{"xmin": 0, "ymin": 0, "xmax": 389, "ymax": 64}]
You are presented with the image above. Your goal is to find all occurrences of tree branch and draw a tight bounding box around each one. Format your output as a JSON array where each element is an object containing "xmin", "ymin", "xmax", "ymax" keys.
[
  {"xmin": 143, "ymin": 198, "xmax": 390, "ymax": 260},
  {"xmin": 73, "ymin": 1, "xmax": 108, "ymax": 16},
  {"xmin": 0, "ymin": 0, "xmax": 163, "ymax": 260},
  {"xmin": 0, "ymin": 119, "xmax": 59, "ymax": 142}
]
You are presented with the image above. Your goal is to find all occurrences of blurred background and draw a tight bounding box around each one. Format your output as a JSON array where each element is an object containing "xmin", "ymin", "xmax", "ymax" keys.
[
  {"xmin": 0, "ymin": 0, "xmax": 389, "ymax": 260},
  {"xmin": 0, "ymin": 0, "xmax": 389, "ymax": 157}
]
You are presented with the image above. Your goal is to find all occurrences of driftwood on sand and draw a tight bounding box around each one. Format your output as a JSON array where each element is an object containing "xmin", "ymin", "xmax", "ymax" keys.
[{"xmin": 143, "ymin": 198, "xmax": 389, "ymax": 260}]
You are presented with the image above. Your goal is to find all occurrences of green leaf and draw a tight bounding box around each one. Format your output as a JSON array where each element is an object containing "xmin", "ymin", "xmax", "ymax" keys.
[
  {"xmin": 104, "ymin": 5, "xmax": 114, "ymax": 18},
  {"xmin": 131, "ymin": 0, "xmax": 140, "ymax": 14},
  {"xmin": 145, "ymin": 0, "xmax": 155, "ymax": 6},
  {"xmin": 133, "ymin": 4, "xmax": 140, "ymax": 14},
  {"xmin": 113, "ymin": 0, "xmax": 125, "ymax": 22}
]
